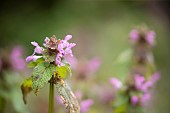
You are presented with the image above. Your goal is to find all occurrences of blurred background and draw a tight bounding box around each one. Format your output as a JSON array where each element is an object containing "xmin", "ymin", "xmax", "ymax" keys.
[{"xmin": 0, "ymin": 1, "xmax": 170, "ymax": 113}]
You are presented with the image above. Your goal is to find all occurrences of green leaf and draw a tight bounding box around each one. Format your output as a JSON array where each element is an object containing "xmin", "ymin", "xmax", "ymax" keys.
[
  {"xmin": 28, "ymin": 58, "xmax": 44, "ymax": 68},
  {"xmin": 32, "ymin": 62, "xmax": 55, "ymax": 95},
  {"xmin": 113, "ymin": 48, "xmax": 132, "ymax": 65},
  {"xmin": 20, "ymin": 77, "xmax": 32, "ymax": 104},
  {"xmin": 56, "ymin": 65, "xmax": 72, "ymax": 79}
]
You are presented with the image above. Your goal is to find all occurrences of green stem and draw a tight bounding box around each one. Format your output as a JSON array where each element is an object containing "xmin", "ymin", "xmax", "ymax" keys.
[{"xmin": 48, "ymin": 77, "xmax": 54, "ymax": 113}]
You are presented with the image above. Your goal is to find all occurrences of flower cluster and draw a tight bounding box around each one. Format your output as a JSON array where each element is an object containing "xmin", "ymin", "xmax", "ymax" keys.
[
  {"xmin": 130, "ymin": 29, "xmax": 156, "ymax": 46},
  {"xmin": 26, "ymin": 35, "xmax": 76, "ymax": 67},
  {"xmin": 131, "ymin": 72, "xmax": 160, "ymax": 106}
]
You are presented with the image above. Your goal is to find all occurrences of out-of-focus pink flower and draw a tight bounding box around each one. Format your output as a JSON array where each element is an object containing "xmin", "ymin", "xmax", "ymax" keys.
[
  {"xmin": 75, "ymin": 90, "xmax": 83, "ymax": 100},
  {"xmin": 80, "ymin": 99, "xmax": 94, "ymax": 113},
  {"xmin": 75, "ymin": 90, "xmax": 93, "ymax": 113},
  {"xmin": 99, "ymin": 87, "xmax": 114, "ymax": 104},
  {"xmin": 131, "ymin": 95, "xmax": 139, "ymax": 106},
  {"xmin": 134, "ymin": 74, "xmax": 145, "ymax": 91},
  {"xmin": 26, "ymin": 55, "xmax": 42, "ymax": 62},
  {"xmin": 64, "ymin": 55, "xmax": 78, "ymax": 69},
  {"xmin": 56, "ymin": 96, "xmax": 64, "ymax": 106},
  {"xmin": 109, "ymin": 77, "xmax": 122, "ymax": 90},
  {"xmin": 141, "ymin": 81, "xmax": 153, "ymax": 92},
  {"xmin": 130, "ymin": 29, "xmax": 139, "ymax": 43},
  {"xmin": 10, "ymin": 46, "xmax": 26, "ymax": 71},
  {"xmin": 141, "ymin": 93, "xmax": 151, "ymax": 106},
  {"xmin": 134, "ymin": 74, "xmax": 160, "ymax": 92},
  {"xmin": 151, "ymin": 72, "xmax": 160, "ymax": 84},
  {"xmin": 146, "ymin": 31, "xmax": 156, "ymax": 45},
  {"xmin": 87, "ymin": 57, "xmax": 101, "ymax": 74},
  {"xmin": 31, "ymin": 41, "xmax": 43, "ymax": 54}
]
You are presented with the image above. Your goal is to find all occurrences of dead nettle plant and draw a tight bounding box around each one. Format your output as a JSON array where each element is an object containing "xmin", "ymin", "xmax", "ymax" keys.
[
  {"xmin": 21, "ymin": 35, "xmax": 80, "ymax": 113},
  {"xmin": 110, "ymin": 26, "xmax": 160, "ymax": 113}
]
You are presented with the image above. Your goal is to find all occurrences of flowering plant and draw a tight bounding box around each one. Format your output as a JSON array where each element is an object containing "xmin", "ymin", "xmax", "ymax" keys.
[
  {"xmin": 21, "ymin": 35, "xmax": 80, "ymax": 113},
  {"xmin": 110, "ymin": 27, "xmax": 160, "ymax": 113}
]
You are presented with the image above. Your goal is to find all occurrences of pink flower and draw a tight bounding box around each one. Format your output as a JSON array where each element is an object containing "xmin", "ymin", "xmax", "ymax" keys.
[
  {"xmin": 10, "ymin": 46, "xmax": 26, "ymax": 71},
  {"xmin": 130, "ymin": 29, "xmax": 139, "ymax": 43},
  {"xmin": 55, "ymin": 53, "xmax": 64, "ymax": 67},
  {"xmin": 65, "ymin": 43, "xmax": 76, "ymax": 56},
  {"xmin": 26, "ymin": 55, "xmax": 42, "ymax": 62},
  {"xmin": 141, "ymin": 81, "xmax": 153, "ymax": 92},
  {"xmin": 75, "ymin": 90, "xmax": 83, "ymax": 100},
  {"xmin": 87, "ymin": 57, "xmax": 101, "ymax": 74},
  {"xmin": 134, "ymin": 74, "xmax": 145, "ymax": 91},
  {"xmin": 134, "ymin": 73, "xmax": 160, "ymax": 92},
  {"xmin": 151, "ymin": 72, "xmax": 160, "ymax": 84},
  {"xmin": 131, "ymin": 95, "xmax": 139, "ymax": 106},
  {"xmin": 43, "ymin": 37, "xmax": 50, "ymax": 47},
  {"xmin": 99, "ymin": 87, "xmax": 114, "ymax": 104},
  {"xmin": 80, "ymin": 99, "xmax": 94, "ymax": 113},
  {"xmin": 109, "ymin": 78, "xmax": 122, "ymax": 89},
  {"xmin": 146, "ymin": 31, "xmax": 156, "ymax": 45},
  {"xmin": 64, "ymin": 55, "xmax": 78, "ymax": 69},
  {"xmin": 134, "ymin": 74, "xmax": 151, "ymax": 92},
  {"xmin": 56, "ymin": 96, "xmax": 64, "ymax": 106},
  {"xmin": 31, "ymin": 41, "xmax": 43, "ymax": 54},
  {"xmin": 141, "ymin": 93, "xmax": 151, "ymax": 106}
]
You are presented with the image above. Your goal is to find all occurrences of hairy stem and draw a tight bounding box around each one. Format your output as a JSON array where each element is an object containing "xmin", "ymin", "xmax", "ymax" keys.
[{"xmin": 48, "ymin": 76, "xmax": 54, "ymax": 113}]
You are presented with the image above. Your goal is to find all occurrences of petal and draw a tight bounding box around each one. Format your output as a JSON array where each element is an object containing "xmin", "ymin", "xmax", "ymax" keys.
[
  {"xmin": 134, "ymin": 74, "xmax": 145, "ymax": 90},
  {"xmin": 26, "ymin": 56, "xmax": 34, "ymax": 62},
  {"xmin": 64, "ymin": 35, "xmax": 72, "ymax": 41},
  {"xmin": 146, "ymin": 31, "xmax": 156, "ymax": 45},
  {"xmin": 80, "ymin": 99, "xmax": 94, "ymax": 113},
  {"xmin": 26, "ymin": 55, "xmax": 42, "ymax": 62},
  {"xmin": 31, "ymin": 41, "xmax": 39, "ymax": 47},
  {"xmin": 34, "ymin": 46, "xmax": 43, "ymax": 54},
  {"xmin": 65, "ymin": 48, "xmax": 71, "ymax": 54},
  {"xmin": 44, "ymin": 37, "xmax": 50, "ymax": 43},
  {"xmin": 131, "ymin": 96, "xmax": 139, "ymax": 106},
  {"xmin": 109, "ymin": 77, "xmax": 122, "ymax": 89},
  {"xmin": 141, "ymin": 93, "xmax": 151, "ymax": 106},
  {"xmin": 130, "ymin": 29, "xmax": 139, "ymax": 42},
  {"xmin": 68, "ymin": 43, "xmax": 76, "ymax": 48},
  {"xmin": 151, "ymin": 72, "xmax": 160, "ymax": 84}
]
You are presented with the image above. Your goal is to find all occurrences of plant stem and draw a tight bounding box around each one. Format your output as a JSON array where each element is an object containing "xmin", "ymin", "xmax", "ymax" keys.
[{"xmin": 48, "ymin": 76, "xmax": 54, "ymax": 113}]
